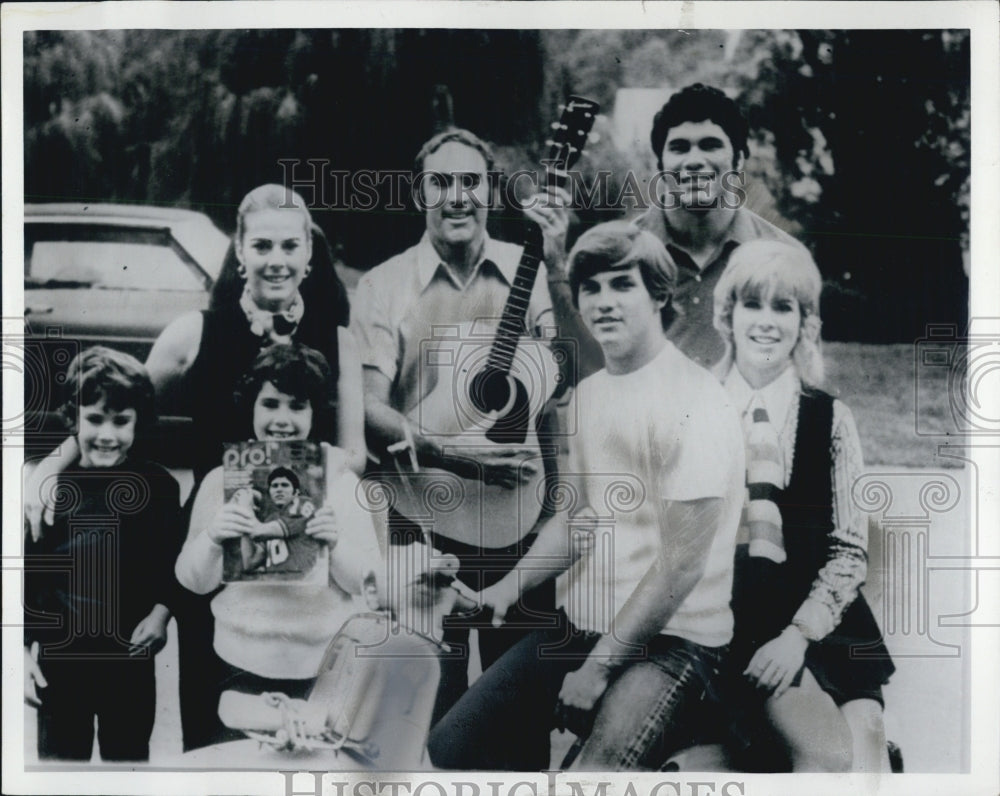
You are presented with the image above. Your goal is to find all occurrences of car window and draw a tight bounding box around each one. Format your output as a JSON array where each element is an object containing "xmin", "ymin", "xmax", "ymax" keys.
[{"xmin": 29, "ymin": 240, "xmax": 205, "ymax": 290}]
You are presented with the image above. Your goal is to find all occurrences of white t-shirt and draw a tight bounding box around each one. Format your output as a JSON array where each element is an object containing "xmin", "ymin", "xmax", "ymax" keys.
[{"xmin": 556, "ymin": 341, "xmax": 745, "ymax": 648}]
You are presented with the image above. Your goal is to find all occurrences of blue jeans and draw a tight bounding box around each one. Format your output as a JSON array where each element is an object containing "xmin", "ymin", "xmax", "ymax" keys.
[{"xmin": 427, "ymin": 611, "xmax": 725, "ymax": 771}]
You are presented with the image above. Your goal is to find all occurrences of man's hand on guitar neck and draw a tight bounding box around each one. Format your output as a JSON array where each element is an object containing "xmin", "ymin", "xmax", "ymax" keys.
[
  {"xmin": 523, "ymin": 185, "xmax": 571, "ymax": 273},
  {"xmin": 524, "ymin": 185, "xmax": 605, "ymax": 383}
]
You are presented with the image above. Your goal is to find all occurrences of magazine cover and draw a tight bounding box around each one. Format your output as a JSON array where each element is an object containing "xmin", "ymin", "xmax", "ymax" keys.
[{"xmin": 221, "ymin": 440, "xmax": 328, "ymax": 583}]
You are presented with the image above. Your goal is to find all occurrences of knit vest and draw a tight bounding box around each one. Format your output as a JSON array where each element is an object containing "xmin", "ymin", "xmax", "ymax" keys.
[
  {"xmin": 731, "ymin": 389, "xmax": 834, "ymax": 649},
  {"xmin": 731, "ymin": 389, "xmax": 894, "ymax": 688}
]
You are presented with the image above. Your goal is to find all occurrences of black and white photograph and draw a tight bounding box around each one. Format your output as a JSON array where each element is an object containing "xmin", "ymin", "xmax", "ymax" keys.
[{"xmin": 3, "ymin": 2, "xmax": 998, "ymax": 795}]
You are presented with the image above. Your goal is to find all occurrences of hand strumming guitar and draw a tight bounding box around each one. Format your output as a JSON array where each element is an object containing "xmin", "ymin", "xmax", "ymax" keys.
[
  {"xmin": 363, "ymin": 368, "xmax": 539, "ymax": 490},
  {"xmin": 436, "ymin": 447, "xmax": 540, "ymax": 490}
]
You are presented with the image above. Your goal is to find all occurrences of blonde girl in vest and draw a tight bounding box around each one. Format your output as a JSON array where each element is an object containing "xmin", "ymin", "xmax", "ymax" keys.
[{"xmin": 713, "ymin": 240, "xmax": 894, "ymax": 772}]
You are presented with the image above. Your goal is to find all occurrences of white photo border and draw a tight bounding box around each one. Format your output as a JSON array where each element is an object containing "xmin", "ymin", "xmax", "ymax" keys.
[{"xmin": 3, "ymin": 2, "xmax": 998, "ymax": 795}]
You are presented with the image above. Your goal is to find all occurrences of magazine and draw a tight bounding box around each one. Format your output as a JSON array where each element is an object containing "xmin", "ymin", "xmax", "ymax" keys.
[{"xmin": 221, "ymin": 440, "xmax": 328, "ymax": 583}]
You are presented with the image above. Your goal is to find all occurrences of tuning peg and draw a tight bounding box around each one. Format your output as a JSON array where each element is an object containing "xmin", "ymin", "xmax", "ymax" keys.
[{"xmin": 588, "ymin": 131, "xmax": 601, "ymax": 145}]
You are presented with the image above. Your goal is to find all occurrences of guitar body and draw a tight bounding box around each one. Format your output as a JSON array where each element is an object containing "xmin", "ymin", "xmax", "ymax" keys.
[
  {"xmin": 388, "ymin": 321, "xmax": 561, "ymax": 549},
  {"xmin": 380, "ymin": 95, "xmax": 598, "ymax": 552}
]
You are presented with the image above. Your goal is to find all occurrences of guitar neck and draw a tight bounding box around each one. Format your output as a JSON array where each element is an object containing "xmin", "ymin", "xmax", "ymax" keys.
[
  {"xmin": 486, "ymin": 231, "xmax": 542, "ymax": 373},
  {"xmin": 486, "ymin": 96, "xmax": 598, "ymax": 375}
]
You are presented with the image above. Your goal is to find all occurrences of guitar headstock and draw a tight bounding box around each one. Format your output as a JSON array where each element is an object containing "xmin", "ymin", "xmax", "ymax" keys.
[{"xmin": 545, "ymin": 96, "xmax": 600, "ymax": 173}]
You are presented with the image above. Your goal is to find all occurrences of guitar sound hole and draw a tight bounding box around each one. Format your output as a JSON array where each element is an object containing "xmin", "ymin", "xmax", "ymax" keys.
[{"xmin": 469, "ymin": 367, "xmax": 511, "ymax": 414}]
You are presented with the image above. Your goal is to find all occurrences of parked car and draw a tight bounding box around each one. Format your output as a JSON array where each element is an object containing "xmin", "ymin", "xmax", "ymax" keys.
[
  {"xmin": 22, "ymin": 203, "xmax": 230, "ymax": 458},
  {"xmin": 25, "ymin": 203, "xmax": 229, "ymax": 356}
]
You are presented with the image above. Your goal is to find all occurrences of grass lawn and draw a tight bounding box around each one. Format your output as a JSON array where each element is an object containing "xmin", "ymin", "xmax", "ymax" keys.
[
  {"xmin": 331, "ymin": 264, "xmax": 960, "ymax": 472},
  {"xmin": 823, "ymin": 341, "xmax": 961, "ymax": 468}
]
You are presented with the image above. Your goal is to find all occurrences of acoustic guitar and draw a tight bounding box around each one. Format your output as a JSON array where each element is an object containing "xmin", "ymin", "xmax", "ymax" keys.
[{"xmin": 386, "ymin": 96, "xmax": 600, "ymax": 550}]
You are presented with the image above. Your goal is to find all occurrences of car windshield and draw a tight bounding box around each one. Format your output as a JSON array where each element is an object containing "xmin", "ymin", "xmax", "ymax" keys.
[{"xmin": 28, "ymin": 240, "xmax": 205, "ymax": 290}]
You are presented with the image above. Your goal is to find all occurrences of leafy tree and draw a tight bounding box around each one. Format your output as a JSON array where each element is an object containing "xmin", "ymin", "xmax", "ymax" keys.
[
  {"xmin": 23, "ymin": 27, "xmax": 970, "ymax": 339},
  {"xmin": 736, "ymin": 29, "xmax": 970, "ymax": 341}
]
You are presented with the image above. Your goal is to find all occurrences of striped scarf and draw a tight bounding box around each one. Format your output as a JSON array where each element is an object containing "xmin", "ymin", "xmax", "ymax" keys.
[{"xmin": 741, "ymin": 395, "xmax": 786, "ymax": 563}]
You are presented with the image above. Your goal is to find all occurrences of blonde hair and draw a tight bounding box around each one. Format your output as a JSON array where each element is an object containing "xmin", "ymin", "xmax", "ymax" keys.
[
  {"xmin": 235, "ymin": 183, "xmax": 313, "ymax": 252},
  {"xmin": 712, "ymin": 239, "xmax": 824, "ymax": 386}
]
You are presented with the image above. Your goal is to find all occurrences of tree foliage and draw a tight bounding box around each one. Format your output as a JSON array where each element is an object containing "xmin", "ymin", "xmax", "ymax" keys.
[
  {"xmin": 735, "ymin": 29, "xmax": 970, "ymax": 340},
  {"xmin": 545, "ymin": 28, "xmax": 970, "ymax": 342},
  {"xmin": 24, "ymin": 29, "xmax": 547, "ymax": 268},
  {"xmin": 23, "ymin": 28, "xmax": 969, "ymax": 340}
]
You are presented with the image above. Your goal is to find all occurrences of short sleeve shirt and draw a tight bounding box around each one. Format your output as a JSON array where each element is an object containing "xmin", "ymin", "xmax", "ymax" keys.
[
  {"xmin": 351, "ymin": 233, "xmax": 555, "ymax": 414},
  {"xmin": 634, "ymin": 207, "xmax": 809, "ymax": 369},
  {"xmin": 557, "ymin": 342, "xmax": 745, "ymax": 647}
]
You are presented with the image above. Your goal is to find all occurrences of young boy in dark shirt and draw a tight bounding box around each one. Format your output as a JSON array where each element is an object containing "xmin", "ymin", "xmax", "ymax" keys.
[{"xmin": 24, "ymin": 346, "xmax": 181, "ymax": 761}]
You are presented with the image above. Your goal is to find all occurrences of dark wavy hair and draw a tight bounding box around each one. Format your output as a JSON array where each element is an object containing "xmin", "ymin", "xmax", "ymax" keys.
[
  {"xmin": 59, "ymin": 346, "xmax": 156, "ymax": 435},
  {"xmin": 568, "ymin": 221, "xmax": 679, "ymax": 331},
  {"xmin": 650, "ymin": 83, "xmax": 750, "ymax": 170},
  {"xmin": 233, "ymin": 343, "xmax": 337, "ymax": 443},
  {"xmin": 267, "ymin": 465, "xmax": 301, "ymax": 492}
]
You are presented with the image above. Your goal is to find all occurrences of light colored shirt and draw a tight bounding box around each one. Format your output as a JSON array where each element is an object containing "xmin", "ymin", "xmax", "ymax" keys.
[
  {"xmin": 723, "ymin": 366, "xmax": 870, "ymax": 640},
  {"xmin": 175, "ymin": 467, "xmax": 383, "ymax": 679},
  {"xmin": 351, "ymin": 233, "xmax": 555, "ymax": 415},
  {"xmin": 557, "ymin": 342, "xmax": 745, "ymax": 648}
]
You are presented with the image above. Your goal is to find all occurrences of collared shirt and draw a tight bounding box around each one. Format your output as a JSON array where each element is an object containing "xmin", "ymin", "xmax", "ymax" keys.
[
  {"xmin": 634, "ymin": 206, "xmax": 808, "ymax": 369},
  {"xmin": 352, "ymin": 232, "xmax": 555, "ymax": 414},
  {"xmin": 722, "ymin": 364, "xmax": 869, "ymax": 641},
  {"xmin": 724, "ymin": 364, "xmax": 799, "ymax": 487}
]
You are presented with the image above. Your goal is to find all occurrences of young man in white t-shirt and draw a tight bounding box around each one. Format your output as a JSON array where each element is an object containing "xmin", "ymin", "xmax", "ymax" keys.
[{"xmin": 427, "ymin": 221, "xmax": 745, "ymax": 771}]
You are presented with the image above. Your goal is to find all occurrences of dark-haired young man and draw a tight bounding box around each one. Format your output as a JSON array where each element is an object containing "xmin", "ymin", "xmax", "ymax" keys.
[{"xmin": 638, "ymin": 83, "xmax": 808, "ymax": 368}]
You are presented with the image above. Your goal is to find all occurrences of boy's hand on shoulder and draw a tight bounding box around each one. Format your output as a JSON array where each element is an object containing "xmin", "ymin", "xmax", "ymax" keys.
[
  {"xmin": 24, "ymin": 467, "xmax": 57, "ymax": 542},
  {"xmin": 24, "ymin": 642, "xmax": 47, "ymax": 707},
  {"xmin": 305, "ymin": 504, "xmax": 340, "ymax": 547},
  {"xmin": 24, "ymin": 438, "xmax": 78, "ymax": 542},
  {"xmin": 129, "ymin": 604, "xmax": 170, "ymax": 657}
]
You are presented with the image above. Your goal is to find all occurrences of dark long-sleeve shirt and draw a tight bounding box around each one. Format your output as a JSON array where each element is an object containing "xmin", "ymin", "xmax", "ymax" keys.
[{"xmin": 24, "ymin": 458, "xmax": 182, "ymax": 658}]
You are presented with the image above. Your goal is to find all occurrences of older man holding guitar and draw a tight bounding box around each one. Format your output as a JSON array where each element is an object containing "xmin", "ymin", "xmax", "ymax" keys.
[{"xmin": 351, "ymin": 99, "xmax": 600, "ymax": 727}]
